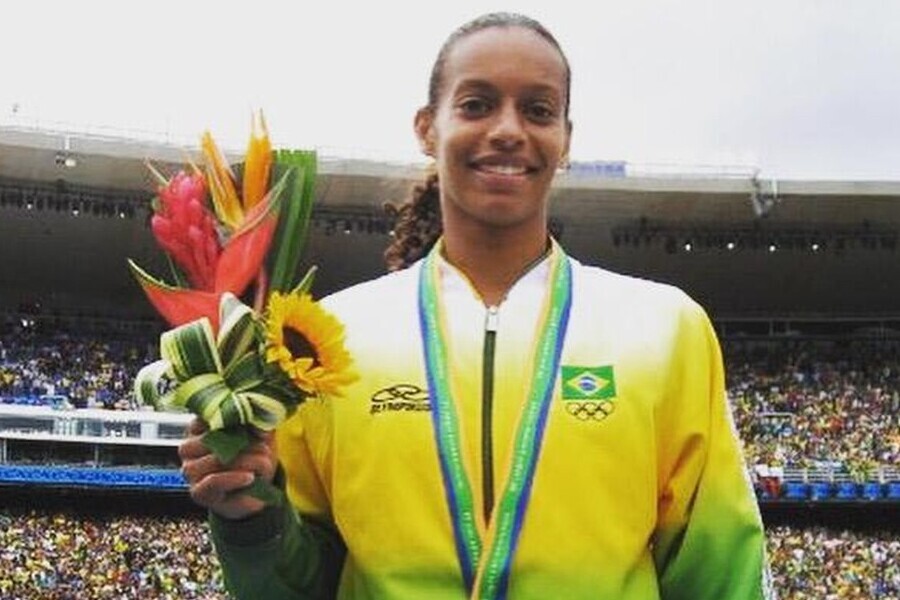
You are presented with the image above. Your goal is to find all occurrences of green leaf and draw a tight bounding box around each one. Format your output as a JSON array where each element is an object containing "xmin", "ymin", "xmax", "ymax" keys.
[
  {"xmin": 165, "ymin": 253, "xmax": 189, "ymax": 288},
  {"xmin": 160, "ymin": 318, "xmax": 222, "ymax": 380},
  {"xmin": 224, "ymin": 351, "xmax": 265, "ymax": 392},
  {"xmin": 242, "ymin": 475, "xmax": 284, "ymax": 506},
  {"xmin": 243, "ymin": 392, "xmax": 289, "ymax": 431},
  {"xmin": 291, "ymin": 266, "xmax": 318, "ymax": 296},
  {"xmin": 133, "ymin": 359, "xmax": 173, "ymax": 409},
  {"xmin": 258, "ymin": 362, "xmax": 304, "ymax": 401},
  {"xmin": 202, "ymin": 428, "xmax": 251, "ymax": 465},
  {"xmin": 176, "ymin": 373, "xmax": 231, "ymax": 422},
  {"xmin": 268, "ymin": 150, "xmax": 317, "ymax": 293},
  {"xmin": 217, "ymin": 293, "xmax": 260, "ymax": 367}
]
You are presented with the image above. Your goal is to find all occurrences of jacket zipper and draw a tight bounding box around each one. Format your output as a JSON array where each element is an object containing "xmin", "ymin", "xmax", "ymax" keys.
[{"xmin": 482, "ymin": 305, "xmax": 499, "ymax": 525}]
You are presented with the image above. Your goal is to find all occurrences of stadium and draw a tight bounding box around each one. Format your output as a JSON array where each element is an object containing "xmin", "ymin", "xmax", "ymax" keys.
[{"xmin": 1, "ymin": 121, "xmax": 898, "ymax": 599}]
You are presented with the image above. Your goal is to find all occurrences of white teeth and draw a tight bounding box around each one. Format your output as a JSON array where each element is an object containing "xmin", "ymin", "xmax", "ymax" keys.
[{"xmin": 480, "ymin": 164, "xmax": 527, "ymax": 175}]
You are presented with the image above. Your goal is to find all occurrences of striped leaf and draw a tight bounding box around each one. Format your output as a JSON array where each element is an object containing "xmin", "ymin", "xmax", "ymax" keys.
[
  {"xmin": 243, "ymin": 392, "xmax": 289, "ymax": 431},
  {"xmin": 268, "ymin": 150, "xmax": 317, "ymax": 293},
  {"xmin": 224, "ymin": 350, "xmax": 265, "ymax": 392},
  {"xmin": 161, "ymin": 318, "xmax": 222, "ymax": 380},
  {"xmin": 175, "ymin": 373, "xmax": 231, "ymax": 422},
  {"xmin": 135, "ymin": 293, "xmax": 312, "ymax": 470},
  {"xmin": 217, "ymin": 292, "xmax": 260, "ymax": 367},
  {"xmin": 133, "ymin": 359, "xmax": 173, "ymax": 410}
]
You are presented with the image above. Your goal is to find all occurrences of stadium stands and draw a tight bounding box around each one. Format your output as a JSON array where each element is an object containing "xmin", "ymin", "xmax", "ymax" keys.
[
  {"xmin": 0, "ymin": 511, "xmax": 896, "ymax": 599},
  {"xmin": 0, "ymin": 510, "xmax": 225, "ymax": 598},
  {"xmin": 725, "ymin": 336, "xmax": 899, "ymax": 504},
  {"xmin": 1, "ymin": 318, "xmax": 898, "ymax": 597}
]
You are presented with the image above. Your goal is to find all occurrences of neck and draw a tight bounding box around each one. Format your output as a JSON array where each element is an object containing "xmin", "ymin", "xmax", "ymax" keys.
[{"xmin": 441, "ymin": 224, "xmax": 550, "ymax": 306}]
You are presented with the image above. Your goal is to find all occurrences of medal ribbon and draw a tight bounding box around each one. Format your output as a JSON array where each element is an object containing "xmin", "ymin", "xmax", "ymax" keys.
[{"xmin": 418, "ymin": 241, "xmax": 572, "ymax": 599}]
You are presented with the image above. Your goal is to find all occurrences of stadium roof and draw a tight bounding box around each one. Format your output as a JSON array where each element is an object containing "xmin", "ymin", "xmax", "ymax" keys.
[{"xmin": 2, "ymin": 125, "xmax": 900, "ymax": 320}]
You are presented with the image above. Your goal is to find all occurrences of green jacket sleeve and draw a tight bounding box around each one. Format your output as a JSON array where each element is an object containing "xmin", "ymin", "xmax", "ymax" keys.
[
  {"xmin": 652, "ymin": 302, "xmax": 775, "ymax": 600},
  {"xmin": 210, "ymin": 497, "xmax": 346, "ymax": 599}
]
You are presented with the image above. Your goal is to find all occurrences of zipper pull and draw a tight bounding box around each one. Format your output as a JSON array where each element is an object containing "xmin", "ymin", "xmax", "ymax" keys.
[{"xmin": 485, "ymin": 305, "xmax": 500, "ymax": 332}]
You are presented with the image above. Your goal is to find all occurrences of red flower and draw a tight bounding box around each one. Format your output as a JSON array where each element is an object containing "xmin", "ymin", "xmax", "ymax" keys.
[
  {"xmin": 150, "ymin": 171, "xmax": 221, "ymax": 291},
  {"xmin": 129, "ymin": 173, "xmax": 284, "ymax": 331}
]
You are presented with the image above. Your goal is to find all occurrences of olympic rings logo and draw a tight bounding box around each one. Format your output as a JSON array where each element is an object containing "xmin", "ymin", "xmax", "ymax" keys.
[{"xmin": 564, "ymin": 400, "xmax": 615, "ymax": 422}]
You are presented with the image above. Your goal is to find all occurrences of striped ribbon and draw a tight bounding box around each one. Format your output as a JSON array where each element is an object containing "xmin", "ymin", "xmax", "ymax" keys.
[{"xmin": 418, "ymin": 242, "xmax": 572, "ymax": 599}]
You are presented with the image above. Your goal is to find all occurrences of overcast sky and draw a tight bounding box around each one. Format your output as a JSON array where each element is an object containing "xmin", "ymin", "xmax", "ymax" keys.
[{"xmin": 2, "ymin": 0, "xmax": 899, "ymax": 180}]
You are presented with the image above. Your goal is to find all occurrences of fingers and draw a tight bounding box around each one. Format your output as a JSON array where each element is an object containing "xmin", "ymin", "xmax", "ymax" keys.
[
  {"xmin": 189, "ymin": 469, "xmax": 255, "ymax": 508},
  {"xmin": 178, "ymin": 435, "xmax": 209, "ymax": 462},
  {"xmin": 188, "ymin": 417, "xmax": 207, "ymax": 436},
  {"xmin": 189, "ymin": 471, "xmax": 268, "ymax": 519},
  {"xmin": 178, "ymin": 425, "xmax": 278, "ymax": 519},
  {"xmin": 181, "ymin": 444, "xmax": 275, "ymax": 486}
]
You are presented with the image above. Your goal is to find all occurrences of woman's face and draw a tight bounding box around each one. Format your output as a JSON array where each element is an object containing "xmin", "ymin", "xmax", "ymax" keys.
[{"xmin": 416, "ymin": 26, "xmax": 571, "ymax": 237}]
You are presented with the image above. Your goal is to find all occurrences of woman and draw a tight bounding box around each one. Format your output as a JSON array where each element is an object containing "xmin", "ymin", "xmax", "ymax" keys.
[{"xmin": 180, "ymin": 12, "xmax": 772, "ymax": 599}]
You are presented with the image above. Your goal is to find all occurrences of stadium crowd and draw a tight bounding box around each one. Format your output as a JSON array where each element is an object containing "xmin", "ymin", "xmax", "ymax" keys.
[
  {"xmin": 767, "ymin": 525, "xmax": 899, "ymax": 599},
  {"xmin": 2, "ymin": 323, "xmax": 898, "ymax": 598},
  {"xmin": 0, "ymin": 510, "xmax": 897, "ymax": 599},
  {"xmin": 725, "ymin": 338, "xmax": 900, "ymax": 478},
  {"xmin": 0, "ymin": 510, "xmax": 225, "ymax": 599},
  {"xmin": 0, "ymin": 325, "xmax": 153, "ymax": 410},
  {"xmin": 4, "ymin": 324, "xmax": 897, "ymax": 474}
]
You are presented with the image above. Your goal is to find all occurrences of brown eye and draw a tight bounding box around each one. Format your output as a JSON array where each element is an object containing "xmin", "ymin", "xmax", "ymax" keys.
[
  {"xmin": 525, "ymin": 102, "xmax": 557, "ymax": 123},
  {"xmin": 458, "ymin": 97, "xmax": 492, "ymax": 118}
]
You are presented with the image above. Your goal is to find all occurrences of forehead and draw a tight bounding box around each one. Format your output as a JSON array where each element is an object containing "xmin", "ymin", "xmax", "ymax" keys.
[{"xmin": 441, "ymin": 26, "xmax": 567, "ymax": 98}]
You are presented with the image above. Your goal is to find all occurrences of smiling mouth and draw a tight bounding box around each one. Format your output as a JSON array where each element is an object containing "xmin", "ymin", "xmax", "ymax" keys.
[{"xmin": 472, "ymin": 162, "xmax": 536, "ymax": 176}]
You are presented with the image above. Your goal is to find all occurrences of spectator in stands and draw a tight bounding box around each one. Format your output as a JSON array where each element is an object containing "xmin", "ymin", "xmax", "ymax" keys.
[
  {"xmin": 766, "ymin": 525, "xmax": 899, "ymax": 599},
  {"xmin": 0, "ymin": 509, "xmax": 225, "ymax": 599},
  {"xmin": 726, "ymin": 338, "xmax": 899, "ymax": 488},
  {"xmin": 180, "ymin": 11, "xmax": 768, "ymax": 600},
  {"xmin": 0, "ymin": 328, "xmax": 151, "ymax": 409},
  {"xmin": 1, "ymin": 511, "xmax": 896, "ymax": 599}
]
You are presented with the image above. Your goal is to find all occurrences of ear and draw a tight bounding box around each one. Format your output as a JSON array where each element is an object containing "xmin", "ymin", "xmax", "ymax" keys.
[
  {"xmin": 559, "ymin": 119, "xmax": 573, "ymax": 168},
  {"xmin": 414, "ymin": 107, "xmax": 436, "ymax": 157}
]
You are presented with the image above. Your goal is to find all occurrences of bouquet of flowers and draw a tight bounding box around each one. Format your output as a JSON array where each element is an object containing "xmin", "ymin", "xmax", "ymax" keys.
[{"xmin": 129, "ymin": 112, "xmax": 356, "ymax": 503}]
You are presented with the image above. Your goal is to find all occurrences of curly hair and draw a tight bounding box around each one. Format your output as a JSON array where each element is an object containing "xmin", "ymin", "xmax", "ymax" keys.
[
  {"xmin": 383, "ymin": 12, "xmax": 571, "ymax": 271},
  {"xmin": 383, "ymin": 171, "xmax": 442, "ymax": 271}
]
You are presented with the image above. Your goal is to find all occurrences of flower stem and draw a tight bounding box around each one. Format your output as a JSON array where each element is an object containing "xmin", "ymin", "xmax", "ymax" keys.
[{"xmin": 254, "ymin": 269, "xmax": 269, "ymax": 313}]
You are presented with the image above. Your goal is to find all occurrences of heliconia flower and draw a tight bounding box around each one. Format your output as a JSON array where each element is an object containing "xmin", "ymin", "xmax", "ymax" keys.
[
  {"xmin": 242, "ymin": 111, "xmax": 272, "ymax": 212},
  {"xmin": 150, "ymin": 171, "xmax": 221, "ymax": 291},
  {"xmin": 129, "ymin": 173, "xmax": 287, "ymax": 331}
]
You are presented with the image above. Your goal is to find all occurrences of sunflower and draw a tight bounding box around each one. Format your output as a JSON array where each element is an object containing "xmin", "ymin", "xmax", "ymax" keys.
[{"xmin": 264, "ymin": 291, "xmax": 357, "ymax": 397}]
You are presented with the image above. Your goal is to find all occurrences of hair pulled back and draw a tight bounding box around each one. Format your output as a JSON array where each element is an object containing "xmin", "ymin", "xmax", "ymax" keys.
[{"xmin": 383, "ymin": 12, "xmax": 571, "ymax": 271}]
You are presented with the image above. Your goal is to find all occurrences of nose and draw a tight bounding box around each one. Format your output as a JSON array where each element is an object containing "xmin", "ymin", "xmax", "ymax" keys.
[{"xmin": 488, "ymin": 102, "xmax": 525, "ymax": 150}]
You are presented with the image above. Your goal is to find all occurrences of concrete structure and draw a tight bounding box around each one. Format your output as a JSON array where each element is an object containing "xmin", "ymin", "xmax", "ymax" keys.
[{"xmin": 2, "ymin": 125, "xmax": 899, "ymax": 322}]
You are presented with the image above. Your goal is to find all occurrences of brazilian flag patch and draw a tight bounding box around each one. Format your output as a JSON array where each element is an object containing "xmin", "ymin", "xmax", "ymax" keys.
[{"xmin": 561, "ymin": 365, "xmax": 616, "ymax": 400}]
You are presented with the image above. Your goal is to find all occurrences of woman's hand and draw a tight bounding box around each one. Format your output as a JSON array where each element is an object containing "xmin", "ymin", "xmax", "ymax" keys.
[{"xmin": 178, "ymin": 419, "xmax": 278, "ymax": 520}]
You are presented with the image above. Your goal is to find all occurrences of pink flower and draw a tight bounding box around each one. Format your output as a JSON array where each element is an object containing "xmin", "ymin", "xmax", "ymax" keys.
[{"xmin": 150, "ymin": 172, "xmax": 221, "ymax": 291}]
